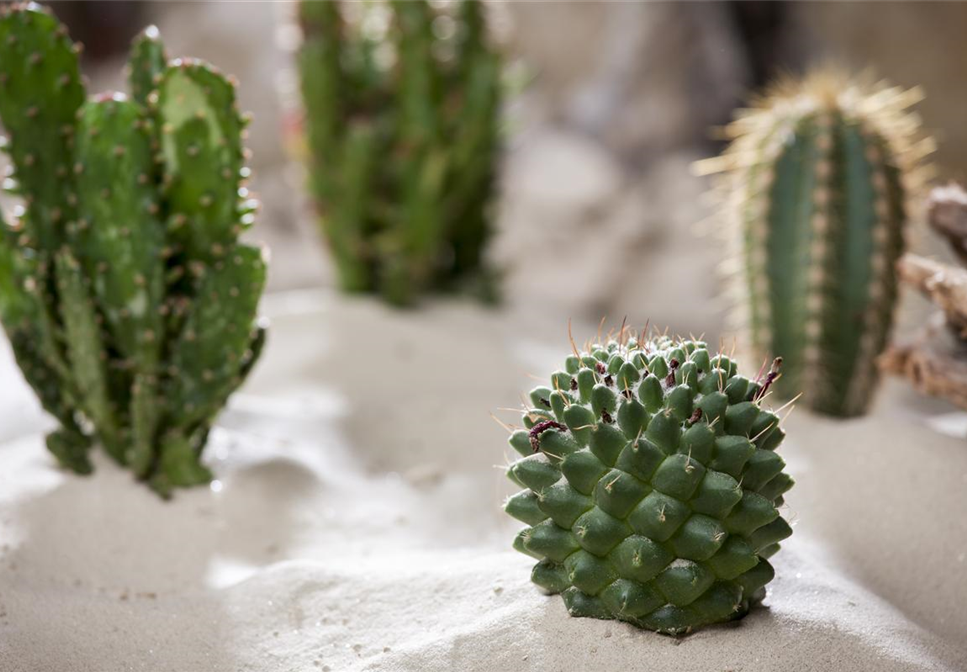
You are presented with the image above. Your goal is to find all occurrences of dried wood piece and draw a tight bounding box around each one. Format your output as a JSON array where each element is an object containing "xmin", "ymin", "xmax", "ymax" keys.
[
  {"xmin": 883, "ymin": 181, "xmax": 967, "ymax": 410},
  {"xmin": 897, "ymin": 254, "xmax": 967, "ymax": 334},
  {"xmin": 881, "ymin": 314, "xmax": 967, "ymax": 411},
  {"xmin": 928, "ymin": 183, "xmax": 967, "ymax": 266}
]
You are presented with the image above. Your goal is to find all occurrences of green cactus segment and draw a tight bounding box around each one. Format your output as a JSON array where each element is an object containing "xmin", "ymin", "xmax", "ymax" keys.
[
  {"xmin": 0, "ymin": 4, "xmax": 84, "ymax": 249},
  {"xmin": 297, "ymin": 0, "xmax": 502, "ymax": 305},
  {"xmin": 395, "ymin": 0, "xmax": 439, "ymax": 139},
  {"xmin": 154, "ymin": 248, "xmax": 266, "ymax": 495},
  {"xmin": 237, "ymin": 318, "xmax": 268, "ymax": 385},
  {"xmin": 0, "ymin": 5, "xmax": 267, "ymax": 496},
  {"xmin": 296, "ymin": 0, "xmax": 342, "ymax": 156},
  {"xmin": 0, "ymin": 243, "xmax": 86, "ymax": 459},
  {"xmin": 446, "ymin": 0, "xmax": 501, "ymax": 278},
  {"xmin": 0, "ymin": 216, "xmax": 37, "ymax": 329},
  {"xmin": 152, "ymin": 431, "xmax": 214, "ymax": 495},
  {"xmin": 44, "ymin": 426, "xmax": 94, "ymax": 475},
  {"xmin": 750, "ymin": 113, "xmax": 906, "ymax": 417},
  {"xmin": 0, "ymin": 235, "xmax": 80, "ymax": 434},
  {"xmin": 325, "ymin": 122, "xmax": 376, "ymax": 293},
  {"xmin": 167, "ymin": 244, "xmax": 267, "ymax": 430},
  {"xmin": 128, "ymin": 25, "xmax": 167, "ymax": 107},
  {"xmin": 504, "ymin": 333, "xmax": 794, "ymax": 635},
  {"xmin": 155, "ymin": 61, "xmax": 250, "ymax": 261},
  {"xmin": 130, "ymin": 372, "xmax": 160, "ymax": 478},
  {"xmin": 74, "ymin": 96, "xmax": 165, "ymax": 369},
  {"xmin": 713, "ymin": 72, "xmax": 929, "ymax": 417},
  {"xmin": 53, "ymin": 251, "xmax": 125, "ymax": 461}
]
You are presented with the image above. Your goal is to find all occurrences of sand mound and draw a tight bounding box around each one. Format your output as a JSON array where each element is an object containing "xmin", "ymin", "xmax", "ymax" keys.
[{"xmin": 1, "ymin": 292, "xmax": 965, "ymax": 671}]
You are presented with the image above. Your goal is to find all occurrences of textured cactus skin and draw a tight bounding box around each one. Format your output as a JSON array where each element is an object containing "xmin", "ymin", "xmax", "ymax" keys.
[
  {"xmin": 503, "ymin": 332, "xmax": 794, "ymax": 635},
  {"xmin": 127, "ymin": 25, "xmax": 166, "ymax": 107},
  {"xmin": 297, "ymin": 0, "xmax": 501, "ymax": 306},
  {"xmin": 705, "ymin": 73, "xmax": 931, "ymax": 417},
  {"xmin": 0, "ymin": 4, "xmax": 268, "ymax": 496}
]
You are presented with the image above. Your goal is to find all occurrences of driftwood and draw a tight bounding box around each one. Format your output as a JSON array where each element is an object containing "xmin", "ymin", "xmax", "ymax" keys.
[
  {"xmin": 896, "ymin": 254, "xmax": 967, "ymax": 335},
  {"xmin": 881, "ymin": 183, "xmax": 967, "ymax": 410},
  {"xmin": 927, "ymin": 183, "xmax": 967, "ymax": 267},
  {"xmin": 881, "ymin": 313, "xmax": 967, "ymax": 411}
]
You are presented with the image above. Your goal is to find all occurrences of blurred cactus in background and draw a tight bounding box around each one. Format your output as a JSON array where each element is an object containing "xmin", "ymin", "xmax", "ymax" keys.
[
  {"xmin": 297, "ymin": 0, "xmax": 502, "ymax": 306},
  {"xmin": 700, "ymin": 71, "xmax": 933, "ymax": 418},
  {"xmin": 0, "ymin": 4, "xmax": 268, "ymax": 496}
]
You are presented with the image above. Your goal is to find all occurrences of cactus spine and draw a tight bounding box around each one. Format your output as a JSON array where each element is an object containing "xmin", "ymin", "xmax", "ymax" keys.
[
  {"xmin": 703, "ymin": 72, "xmax": 932, "ymax": 417},
  {"xmin": 297, "ymin": 0, "xmax": 502, "ymax": 306},
  {"xmin": 502, "ymin": 329, "xmax": 794, "ymax": 635},
  {"xmin": 0, "ymin": 4, "xmax": 267, "ymax": 495}
]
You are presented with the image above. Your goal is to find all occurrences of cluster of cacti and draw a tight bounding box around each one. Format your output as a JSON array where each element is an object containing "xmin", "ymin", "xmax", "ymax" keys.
[
  {"xmin": 502, "ymin": 329, "xmax": 794, "ymax": 635},
  {"xmin": 699, "ymin": 71, "xmax": 933, "ymax": 418},
  {"xmin": 0, "ymin": 4, "xmax": 267, "ymax": 496},
  {"xmin": 297, "ymin": 0, "xmax": 501, "ymax": 306}
]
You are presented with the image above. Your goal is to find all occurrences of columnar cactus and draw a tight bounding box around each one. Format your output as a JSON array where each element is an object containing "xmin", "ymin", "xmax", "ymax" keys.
[
  {"xmin": 701, "ymin": 71, "xmax": 932, "ymax": 417},
  {"xmin": 502, "ymin": 329, "xmax": 794, "ymax": 635},
  {"xmin": 297, "ymin": 0, "xmax": 501, "ymax": 306},
  {"xmin": 0, "ymin": 4, "xmax": 267, "ymax": 496}
]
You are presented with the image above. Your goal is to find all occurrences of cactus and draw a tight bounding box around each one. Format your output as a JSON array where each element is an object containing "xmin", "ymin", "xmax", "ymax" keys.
[
  {"xmin": 699, "ymin": 71, "xmax": 932, "ymax": 417},
  {"xmin": 0, "ymin": 4, "xmax": 267, "ymax": 496},
  {"xmin": 297, "ymin": 0, "xmax": 501, "ymax": 306},
  {"xmin": 501, "ymin": 328, "xmax": 794, "ymax": 635}
]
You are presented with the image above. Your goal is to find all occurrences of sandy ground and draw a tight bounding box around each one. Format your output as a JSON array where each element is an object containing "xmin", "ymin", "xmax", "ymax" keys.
[{"xmin": 1, "ymin": 290, "xmax": 966, "ymax": 671}]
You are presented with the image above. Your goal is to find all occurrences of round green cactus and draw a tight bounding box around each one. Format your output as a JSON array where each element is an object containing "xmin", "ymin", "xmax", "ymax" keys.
[{"xmin": 503, "ymin": 330, "xmax": 794, "ymax": 635}]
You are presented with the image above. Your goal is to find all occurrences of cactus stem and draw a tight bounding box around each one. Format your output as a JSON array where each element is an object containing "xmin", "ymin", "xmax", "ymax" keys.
[
  {"xmin": 706, "ymin": 70, "xmax": 932, "ymax": 416},
  {"xmin": 0, "ymin": 4, "xmax": 267, "ymax": 494}
]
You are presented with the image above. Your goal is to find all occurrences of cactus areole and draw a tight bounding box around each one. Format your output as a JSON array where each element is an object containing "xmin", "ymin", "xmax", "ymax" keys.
[
  {"xmin": 297, "ymin": 0, "xmax": 502, "ymax": 306},
  {"xmin": 700, "ymin": 71, "xmax": 932, "ymax": 417},
  {"xmin": 0, "ymin": 4, "xmax": 268, "ymax": 496},
  {"xmin": 503, "ymin": 330, "xmax": 794, "ymax": 635}
]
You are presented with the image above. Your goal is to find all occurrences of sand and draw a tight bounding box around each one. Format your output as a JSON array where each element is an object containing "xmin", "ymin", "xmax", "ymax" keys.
[{"xmin": 1, "ymin": 289, "xmax": 966, "ymax": 671}]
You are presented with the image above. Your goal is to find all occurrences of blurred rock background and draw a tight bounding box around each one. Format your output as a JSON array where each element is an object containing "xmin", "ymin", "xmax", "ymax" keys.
[{"xmin": 9, "ymin": 1, "xmax": 967, "ymax": 344}]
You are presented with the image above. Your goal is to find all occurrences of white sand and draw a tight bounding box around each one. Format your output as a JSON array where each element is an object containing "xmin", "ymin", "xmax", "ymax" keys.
[{"xmin": 1, "ymin": 290, "xmax": 966, "ymax": 671}]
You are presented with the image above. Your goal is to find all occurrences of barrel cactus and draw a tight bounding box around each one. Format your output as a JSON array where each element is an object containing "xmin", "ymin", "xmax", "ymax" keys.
[
  {"xmin": 297, "ymin": 0, "xmax": 502, "ymax": 306},
  {"xmin": 502, "ymin": 330, "xmax": 794, "ymax": 635},
  {"xmin": 700, "ymin": 71, "xmax": 932, "ymax": 417},
  {"xmin": 0, "ymin": 4, "xmax": 267, "ymax": 496}
]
